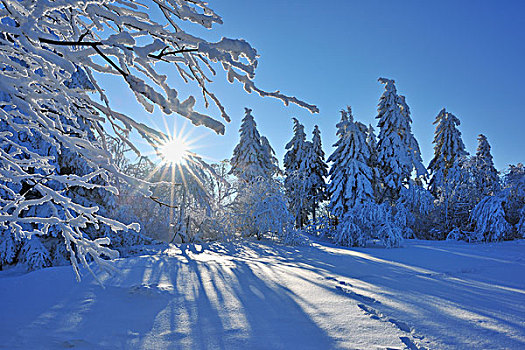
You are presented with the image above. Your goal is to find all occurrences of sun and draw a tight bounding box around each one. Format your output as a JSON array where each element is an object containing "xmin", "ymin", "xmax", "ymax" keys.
[{"xmin": 159, "ymin": 137, "xmax": 189, "ymax": 164}]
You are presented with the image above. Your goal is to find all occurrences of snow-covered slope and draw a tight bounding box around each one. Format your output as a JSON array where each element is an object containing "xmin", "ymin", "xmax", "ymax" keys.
[{"xmin": 1, "ymin": 239, "xmax": 524, "ymax": 349}]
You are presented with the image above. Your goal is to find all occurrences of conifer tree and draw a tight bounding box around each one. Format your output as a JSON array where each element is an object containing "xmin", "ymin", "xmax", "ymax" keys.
[
  {"xmin": 398, "ymin": 95, "xmax": 426, "ymax": 178},
  {"xmin": 365, "ymin": 124, "xmax": 380, "ymax": 200},
  {"xmin": 284, "ymin": 118, "xmax": 309, "ymax": 228},
  {"xmin": 474, "ymin": 134, "xmax": 499, "ymax": 198},
  {"xmin": 375, "ymin": 78, "xmax": 426, "ymax": 204},
  {"xmin": 428, "ymin": 108, "xmax": 468, "ymax": 196},
  {"xmin": 306, "ymin": 126, "xmax": 328, "ymax": 222},
  {"xmin": 327, "ymin": 107, "xmax": 374, "ymax": 217},
  {"xmin": 230, "ymin": 108, "xmax": 270, "ymax": 182},
  {"xmin": 284, "ymin": 118, "xmax": 308, "ymax": 176},
  {"xmin": 327, "ymin": 107, "xmax": 402, "ymax": 247},
  {"xmin": 261, "ymin": 136, "xmax": 280, "ymax": 178}
]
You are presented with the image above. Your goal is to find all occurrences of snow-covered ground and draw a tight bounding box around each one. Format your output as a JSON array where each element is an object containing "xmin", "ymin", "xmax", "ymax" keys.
[{"xmin": 1, "ymin": 238, "xmax": 524, "ymax": 349}]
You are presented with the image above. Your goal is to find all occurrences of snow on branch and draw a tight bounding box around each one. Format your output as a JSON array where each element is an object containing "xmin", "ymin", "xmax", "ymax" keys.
[{"xmin": 0, "ymin": 0, "xmax": 316, "ymax": 280}]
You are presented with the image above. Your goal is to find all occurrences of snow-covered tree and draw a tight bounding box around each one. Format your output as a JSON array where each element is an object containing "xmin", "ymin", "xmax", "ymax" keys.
[
  {"xmin": 396, "ymin": 181, "xmax": 435, "ymax": 238},
  {"xmin": 327, "ymin": 107, "xmax": 375, "ymax": 218},
  {"xmin": 502, "ymin": 163, "xmax": 525, "ymax": 237},
  {"xmin": 0, "ymin": 1, "xmax": 316, "ymax": 279},
  {"xmin": 0, "ymin": 227, "xmax": 18, "ymax": 267},
  {"xmin": 469, "ymin": 195, "xmax": 513, "ymax": 242},
  {"xmin": 230, "ymin": 108, "xmax": 273, "ymax": 182},
  {"xmin": 326, "ymin": 107, "xmax": 401, "ymax": 247},
  {"xmin": 474, "ymin": 134, "xmax": 500, "ymax": 198},
  {"xmin": 433, "ymin": 157, "xmax": 478, "ymax": 235},
  {"xmin": 229, "ymin": 177, "xmax": 301, "ymax": 244},
  {"xmin": 375, "ymin": 78, "xmax": 426, "ymax": 204},
  {"xmin": 326, "ymin": 108, "xmax": 350, "ymax": 218},
  {"xmin": 305, "ymin": 125, "xmax": 328, "ymax": 222},
  {"xmin": 284, "ymin": 118, "xmax": 310, "ymax": 228},
  {"xmin": 19, "ymin": 236, "xmax": 50, "ymax": 271},
  {"xmin": 365, "ymin": 123, "xmax": 379, "ymax": 198},
  {"xmin": 428, "ymin": 108, "xmax": 468, "ymax": 196},
  {"xmin": 260, "ymin": 136, "xmax": 280, "ymax": 178},
  {"xmin": 463, "ymin": 163, "xmax": 525, "ymax": 242},
  {"xmin": 284, "ymin": 118, "xmax": 308, "ymax": 174},
  {"xmin": 335, "ymin": 202, "xmax": 403, "ymax": 248}
]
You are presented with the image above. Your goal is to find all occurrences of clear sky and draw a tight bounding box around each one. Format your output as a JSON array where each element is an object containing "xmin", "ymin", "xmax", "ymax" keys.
[{"xmin": 103, "ymin": 0, "xmax": 525, "ymax": 171}]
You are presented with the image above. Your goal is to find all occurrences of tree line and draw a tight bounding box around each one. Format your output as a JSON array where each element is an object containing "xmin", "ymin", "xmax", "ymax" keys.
[{"xmin": 229, "ymin": 78, "xmax": 525, "ymax": 247}]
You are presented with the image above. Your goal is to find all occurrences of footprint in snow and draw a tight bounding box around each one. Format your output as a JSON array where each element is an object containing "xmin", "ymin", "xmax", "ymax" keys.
[
  {"xmin": 335, "ymin": 285, "xmax": 380, "ymax": 304},
  {"xmin": 324, "ymin": 276, "xmax": 352, "ymax": 287}
]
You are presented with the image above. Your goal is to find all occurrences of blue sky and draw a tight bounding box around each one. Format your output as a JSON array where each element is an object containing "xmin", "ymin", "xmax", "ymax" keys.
[{"xmin": 105, "ymin": 0, "xmax": 525, "ymax": 171}]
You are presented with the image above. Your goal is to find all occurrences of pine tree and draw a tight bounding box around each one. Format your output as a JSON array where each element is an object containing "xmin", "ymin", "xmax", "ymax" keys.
[
  {"xmin": 428, "ymin": 108, "xmax": 468, "ymax": 196},
  {"xmin": 375, "ymin": 78, "xmax": 426, "ymax": 204},
  {"xmin": 474, "ymin": 134, "xmax": 499, "ymax": 198},
  {"xmin": 306, "ymin": 125, "xmax": 328, "ymax": 222},
  {"xmin": 327, "ymin": 107, "xmax": 375, "ymax": 218},
  {"xmin": 284, "ymin": 118, "xmax": 310, "ymax": 228},
  {"xmin": 230, "ymin": 108, "xmax": 271, "ymax": 182}
]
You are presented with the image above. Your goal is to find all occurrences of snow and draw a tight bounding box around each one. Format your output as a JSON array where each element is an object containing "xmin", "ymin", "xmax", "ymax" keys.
[{"xmin": 1, "ymin": 239, "xmax": 524, "ymax": 349}]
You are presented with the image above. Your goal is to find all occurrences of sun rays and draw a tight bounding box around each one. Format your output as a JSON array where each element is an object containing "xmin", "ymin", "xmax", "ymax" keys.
[
  {"xmin": 159, "ymin": 136, "xmax": 189, "ymax": 165},
  {"xmin": 119, "ymin": 114, "xmax": 216, "ymax": 234}
]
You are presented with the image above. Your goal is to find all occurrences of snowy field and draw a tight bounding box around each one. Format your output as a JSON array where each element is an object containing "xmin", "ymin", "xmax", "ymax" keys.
[{"xmin": 1, "ymin": 239, "xmax": 524, "ymax": 350}]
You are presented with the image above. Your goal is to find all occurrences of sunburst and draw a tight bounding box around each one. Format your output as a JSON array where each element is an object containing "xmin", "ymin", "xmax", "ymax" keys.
[{"xmin": 159, "ymin": 136, "xmax": 189, "ymax": 165}]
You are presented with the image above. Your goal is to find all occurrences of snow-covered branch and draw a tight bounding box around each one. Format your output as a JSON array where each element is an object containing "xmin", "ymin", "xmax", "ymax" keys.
[{"xmin": 0, "ymin": 0, "xmax": 316, "ymax": 279}]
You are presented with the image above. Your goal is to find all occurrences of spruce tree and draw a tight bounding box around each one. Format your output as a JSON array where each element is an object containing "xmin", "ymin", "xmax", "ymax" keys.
[
  {"xmin": 284, "ymin": 118, "xmax": 309, "ymax": 228},
  {"xmin": 230, "ymin": 108, "xmax": 270, "ymax": 182},
  {"xmin": 428, "ymin": 108, "xmax": 468, "ymax": 196},
  {"xmin": 261, "ymin": 136, "xmax": 280, "ymax": 178},
  {"xmin": 375, "ymin": 78, "xmax": 425, "ymax": 204},
  {"xmin": 474, "ymin": 134, "xmax": 499, "ymax": 197},
  {"xmin": 306, "ymin": 125, "xmax": 328, "ymax": 222},
  {"xmin": 327, "ymin": 107, "xmax": 401, "ymax": 247},
  {"xmin": 365, "ymin": 124, "xmax": 380, "ymax": 200},
  {"xmin": 327, "ymin": 107, "xmax": 374, "ymax": 217}
]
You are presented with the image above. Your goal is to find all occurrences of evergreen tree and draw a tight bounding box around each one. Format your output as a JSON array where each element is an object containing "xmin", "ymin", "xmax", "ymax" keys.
[
  {"xmin": 474, "ymin": 134, "xmax": 500, "ymax": 198},
  {"xmin": 230, "ymin": 108, "xmax": 271, "ymax": 182},
  {"xmin": 19, "ymin": 236, "xmax": 50, "ymax": 271},
  {"xmin": 306, "ymin": 125, "xmax": 328, "ymax": 222},
  {"xmin": 428, "ymin": 108, "xmax": 468, "ymax": 196},
  {"xmin": 502, "ymin": 163, "xmax": 525, "ymax": 237},
  {"xmin": 365, "ymin": 124, "xmax": 380, "ymax": 200},
  {"xmin": 470, "ymin": 195, "xmax": 513, "ymax": 242},
  {"xmin": 0, "ymin": 229, "xmax": 18, "ymax": 268},
  {"xmin": 284, "ymin": 118, "xmax": 310, "ymax": 228},
  {"xmin": 398, "ymin": 95, "xmax": 426, "ymax": 178},
  {"xmin": 375, "ymin": 78, "xmax": 426, "ymax": 203},
  {"xmin": 327, "ymin": 107, "xmax": 374, "ymax": 217},
  {"xmin": 0, "ymin": 95, "xmax": 120, "ymax": 270},
  {"xmin": 261, "ymin": 136, "xmax": 280, "ymax": 178},
  {"xmin": 328, "ymin": 107, "xmax": 402, "ymax": 247}
]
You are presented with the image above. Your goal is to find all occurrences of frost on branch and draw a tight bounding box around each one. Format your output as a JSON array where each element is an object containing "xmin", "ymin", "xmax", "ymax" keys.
[{"xmin": 1, "ymin": 1, "xmax": 316, "ymax": 279}]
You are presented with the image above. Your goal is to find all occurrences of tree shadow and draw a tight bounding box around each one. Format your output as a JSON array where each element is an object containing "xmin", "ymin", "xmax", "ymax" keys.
[
  {"xmin": 204, "ymin": 239, "xmax": 525, "ymax": 349},
  {"xmin": 0, "ymin": 244, "xmax": 338, "ymax": 349}
]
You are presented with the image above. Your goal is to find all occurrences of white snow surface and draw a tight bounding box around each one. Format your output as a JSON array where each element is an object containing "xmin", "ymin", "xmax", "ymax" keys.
[{"xmin": 1, "ymin": 238, "xmax": 524, "ymax": 349}]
